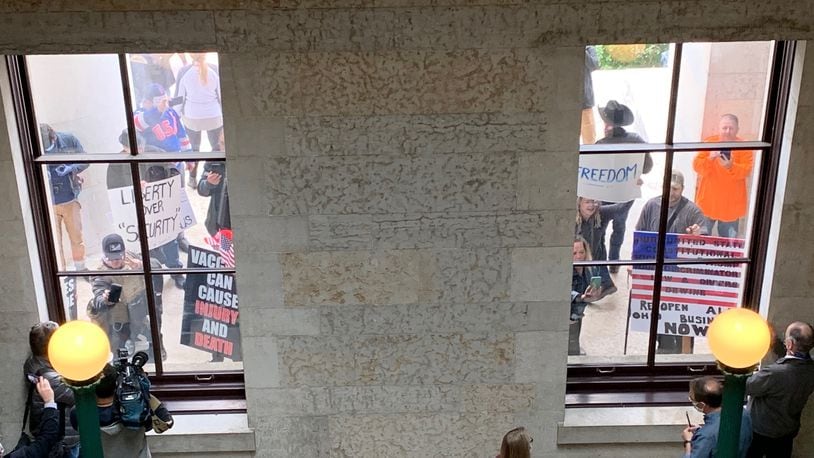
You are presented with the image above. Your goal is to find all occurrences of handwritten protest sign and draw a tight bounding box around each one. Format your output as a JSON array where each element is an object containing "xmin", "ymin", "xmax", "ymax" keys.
[
  {"xmin": 107, "ymin": 175, "xmax": 196, "ymax": 250},
  {"xmin": 577, "ymin": 154, "xmax": 646, "ymax": 202},
  {"xmin": 180, "ymin": 245, "xmax": 242, "ymax": 361},
  {"xmin": 628, "ymin": 231, "xmax": 745, "ymax": 338},
  {"xmin": 63, "ymin": 277, "xmax": 77, "ymax": 320}
]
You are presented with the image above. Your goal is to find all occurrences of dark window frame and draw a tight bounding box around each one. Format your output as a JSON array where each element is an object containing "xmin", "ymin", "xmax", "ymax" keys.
[
  {"xmin": 567, "ymin": 41, "xmax": 796, "ymax": 406},
  {"xmin": 5, "ymin": 54, "xmax": 245, "ymax": 412}
]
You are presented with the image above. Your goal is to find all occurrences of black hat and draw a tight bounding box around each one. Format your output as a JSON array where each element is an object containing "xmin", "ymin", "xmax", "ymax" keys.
[
  {"xmin": 599, "ymin": 100, "xmax": 635, "ymax": 127},
  {"xmin": 102, "ymin": 234, "xmax": 125, "ymax": 260}
]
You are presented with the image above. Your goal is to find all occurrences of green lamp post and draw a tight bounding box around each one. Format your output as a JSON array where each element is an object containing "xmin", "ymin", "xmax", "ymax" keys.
[
  {"xmin": 707, "ymin": 308, "xmax": 771, "ymax": 458},
  {"xmin": 47, "ymin": 320, "xmax": 111, "ymax": 458}
]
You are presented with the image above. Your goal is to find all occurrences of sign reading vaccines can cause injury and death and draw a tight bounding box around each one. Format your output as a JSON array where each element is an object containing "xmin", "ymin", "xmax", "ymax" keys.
[
  {"xmin": 577, "ymin": 153, "xmax": 648, "ymax": 203},
  {"xmin": 628, "ymin": 231, "xmax": 745, "ymax": 338},
  {"xmin": 108, "ymin": 175, "xmax": 196, "ymax": 250},
  {"xmin": 180, "ymin": 245, "xmax": 242, "ymax": 361}
]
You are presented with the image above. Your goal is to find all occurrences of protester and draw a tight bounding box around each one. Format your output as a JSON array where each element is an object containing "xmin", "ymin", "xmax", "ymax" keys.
[
  {"xmin": 594, "ymin": 100, "xmax": 653, "ymax": 272},
  {"xmin": 570, "ymin": 236, "xmax": 600, "ymax": 356},
  {"xmin": 746, "ymin": 321, "xmax": 814, "ymax": 457},
  {"xmin": 575, "ymin": 197, "xmax": 628, "ymax": 298},
  {"xmin": 40, "ymin": 124, "xmax": 88, "ymax": 272},
  {"xmin": 175, "ymin": 53, "xmax": 223, "ymax": 187},
  {"xmin": 2, "ymin": 377, "xmax": 59, "ymax": 458},
  {"xmin": 682, "ymin": 376, "xmax": 752, "ymax": 457},
  {"xmin": 580, "ymin": 46, "xmax": 599, "ymax": 144},
  {"xmin": 497, "ymin": 426, "xmax": 532, "ymax": 458},
  {"xmin": 693, "ymin": 114, "xmax": 754, "ymax": 237},
  {"xmin": 90, "ymin": 234, "xmax": 167, "ymax": 360},
  {"xmin": 22, "ymin": 322, "xmax": 79, "ymax": 457},
  {"xmin": 635, "ymin": 171, "xmax": 707, "ymax": 354},
  {"xmin": 197, "ymin": 161, "xmax": 230, "ymax": 236}
]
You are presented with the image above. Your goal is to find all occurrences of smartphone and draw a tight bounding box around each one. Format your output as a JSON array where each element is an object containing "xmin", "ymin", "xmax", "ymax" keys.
[
  {"xmin": 590, "ymin": 276, "xmax": 602, "ymax": 290},
  {"xmin": 108, "ymin": 283, "xmax": 123, "ymax": 303},
  {"xmin": 720, "ymin": 149, "xmax": 731, "ymax": 160},
  {"xmin": 685, "ymin": 411, "xmax": 692, "ymax": 427}
]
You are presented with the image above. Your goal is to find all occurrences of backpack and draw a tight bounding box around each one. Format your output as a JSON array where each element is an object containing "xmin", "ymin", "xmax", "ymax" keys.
[{"xmin": 115, "ymin": 352, "xmax": 153, "ymax": 430}]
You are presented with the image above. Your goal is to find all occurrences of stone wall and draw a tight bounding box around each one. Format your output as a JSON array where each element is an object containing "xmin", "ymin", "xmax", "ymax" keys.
[{"xmin": 0, "ymin": 2, "xmax": 813, "ymax": 457}]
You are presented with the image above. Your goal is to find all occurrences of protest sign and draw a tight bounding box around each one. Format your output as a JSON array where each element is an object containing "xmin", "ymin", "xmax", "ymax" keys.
[
  {"xmin": 63, "ymin": 277, "xmax": 77, "ymax": 320},
  {"xmin": 107, "ymin": 175, "xmax": 196, "ymax": 250},
  {"xmin": 577, "ymin": 153, "xmax": 646, "ymax": 202},
  {"xmin": 628, "ymin": 231, "xmax": 745, "ymax": 338},
  {"xmin": 180, "ymin": 245, "xmax": 242, "ymax": 361}
]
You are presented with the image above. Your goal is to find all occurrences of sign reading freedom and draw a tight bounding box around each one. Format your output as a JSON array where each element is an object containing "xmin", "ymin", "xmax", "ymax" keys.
[
  {"xmin": 628, "ymin": 231, "xmax": 745, "ymax": 338},
  {"xmin": 180, "ymin": 245, "xmax": 242, "ymax": 360},
  {"xmin": 577, "ymin": 153, "xmax": 647, "ymax": 203}
]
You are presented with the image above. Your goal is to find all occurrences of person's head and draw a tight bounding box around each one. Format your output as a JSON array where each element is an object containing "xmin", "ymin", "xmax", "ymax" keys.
[
  {"xmin": 118, "ymin": 129, "xmax": 148, "ymax": 153},
  {"xmin": 718, "ymin": 114, "xmax": 739, "ymax": 141},
  {"xmin": 29, "ymin": 321, "xmax": 59, "ymax": 358},
  {"xmin": 599, "ymin": 100, "xmax": 634, "ymax": 132},
  {"xmin": 668, "ymin": 170, "xmax": 685, "ymax": 208},
  {"xmin": 573, "ymin": 236, "xmax": 593, "ymax": 262},
  {"xmin": 39, "ymin": 123, "xmax": 56, "ymax": 151},
  {"xmin": 499, "ymin": 427, "xmax": 533, "ymax": 458},
  {"xmin": 784, "ymin": 321, "xmax": 814, "ymax": 354},
  {"xmin": 95, "ymin": 364, "xmax": 118, "ymax": 399},
  {"xmin": 688, "ymin": 376, "xmax": 723, "ymax": 413},
  {"xmin": 577, "ymin": 197, "xmax": 600, "ymax": 221},
  {"xmin": 144, "ymin": 83, "xmax": 169, "ymax": 112},
  {"xmin": 102, "ymin": 233, "xmax": 126, "ymax": 269}
]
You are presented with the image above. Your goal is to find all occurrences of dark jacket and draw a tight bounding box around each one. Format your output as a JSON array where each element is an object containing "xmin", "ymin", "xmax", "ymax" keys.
[
  {"xmin": 197, "ymin": 162, "xmax": 230, "ymax": 236},
  {"xmin": 45, "ymin": 132, "xmax": 87, "ymax": 205},
  {"xmin": 583, "ymin": 46, "xmax": 598, "ymax": 109},
  {"xmin": 575, "ymin": 202, "xmax": 628, "ymax": 262},
  {"xmin": 22, "ymin": 356, "xmax": 78, "ymax": 445},
  {"xmin": 5, "ymin": 407, "xmax": 59, "ymax": 458},
  {"xmin": 746, "ymin": 356, "xmax": 814, "ymax": 438},
  {"xmin": 571, "ymin": 266, "xmax": 597, "ymax": 320}
]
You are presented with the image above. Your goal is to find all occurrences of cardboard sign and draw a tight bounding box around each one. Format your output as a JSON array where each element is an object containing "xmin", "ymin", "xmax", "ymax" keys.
[
  {"xmin": 107, "ymin": 175, "xmax": 196, "ymax": 250},
  {"xmin": 628, "ymin": 231, "xmax": 745, "ymax": 338},
  {"xmin": 577, "ymin": 153, "xmax": 646, "ymax": 202},
  {"xmin": 179, "ymin": 245, "xmax": 242, "ymax": 361}
]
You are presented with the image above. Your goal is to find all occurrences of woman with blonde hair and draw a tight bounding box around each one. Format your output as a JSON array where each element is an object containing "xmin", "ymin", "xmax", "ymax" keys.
[
  {"xmin": 498, "ymin": 426, "xmax": 533, "ymax": 458},
  {"xmin": 570, "ymin": 236, "xmax": 600, "ymax": 355},
  {"xmin": 575, "ymin": 196, "xmax": 627, "ymax": 299}
]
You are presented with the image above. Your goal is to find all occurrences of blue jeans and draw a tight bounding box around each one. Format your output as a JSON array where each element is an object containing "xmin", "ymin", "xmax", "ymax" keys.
[{"xmin": 704, "ymin": 219, "xmax": 739, "ymax": 238}]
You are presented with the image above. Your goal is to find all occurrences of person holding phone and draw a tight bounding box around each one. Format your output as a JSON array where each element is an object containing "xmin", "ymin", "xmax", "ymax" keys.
[
  {"xmin": 569, "ymin": 236, "xmax": 601, "ymax": 356},
  {"xmin": 2, "ymin": 377, "xmax": 59, "ymax": 458},
  {"xmin": 681, "ymin": 376, "xmax": 752, "ymax": 457},
  {"xmin": 693, "ymin": 114, "xmax": 754, "ymax": 238},
  {"xmin": 90, "ymin": 234, "xmax": 166, "ymax": 359}
]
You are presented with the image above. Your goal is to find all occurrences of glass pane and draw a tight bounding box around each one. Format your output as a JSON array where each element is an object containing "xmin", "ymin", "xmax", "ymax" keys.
[
  {"xmin": 27, "ymin": 55, "xmax": 129, "ymax": 155},
  {"xmin": 42, "ymin": 164, "xmax": 142, "ymax": 272},
  {"xmin": 154, "ymin": 266, "xmax": 243, "ymax": 372},
  {"xmin": 581, "ymin": 44, "xmax": 673, "ymax": 145},
  {"xmin": 143, "ymin": 161, "xmax": 233, "ymax": 272},
  {"xmin": 126, "ymin": 53, "xmax": 225, "ymax": 154},
  {"xmin": 568, "ymin": 258, "xmax": 649, "ymax": 364},
  {"xmin": 576, "ymin": 152, "xmax": 666, "ymax": 263},
  {"xmin": 647, "ymin": 263, "xmax": 748, "ymax": 363},
  {"xmin": 674, "ymin": 41, "xmax": 774, "ymax": 143}
]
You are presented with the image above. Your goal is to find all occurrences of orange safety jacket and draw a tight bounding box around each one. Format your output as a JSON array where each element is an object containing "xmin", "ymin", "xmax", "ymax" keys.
[{"xmin": 692, "ymin": 135, "xmax": 754, "ymax": 222}]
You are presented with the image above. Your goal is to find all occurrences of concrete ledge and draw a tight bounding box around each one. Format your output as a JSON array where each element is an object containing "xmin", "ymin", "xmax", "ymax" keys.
[
  {"xmin": 147, "ymin": 413, "xmax": 255, "ymax": 454},
  {"xmin": 558, "ymin": 406, "xmax": 700, "ymax": 444}
]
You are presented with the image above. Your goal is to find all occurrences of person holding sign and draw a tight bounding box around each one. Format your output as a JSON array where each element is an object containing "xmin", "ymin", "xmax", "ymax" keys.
[
  {"xmin": 570, "ymin": 236, "xmax": 601, "ymax": 356},
  {"xmin": 635, "ymin": 171, "xmax": 708, "ymax": 353},
  {"xmin": 89, "ymin": 234, "xmax": 167, "ymax": 360},
  {"xmin": 594, "ymin": 101, "xmax": 653, "ymax": 273},
  {"xmin": 693, "ymin": 114, "xmax": 754, "ymax": 238}
]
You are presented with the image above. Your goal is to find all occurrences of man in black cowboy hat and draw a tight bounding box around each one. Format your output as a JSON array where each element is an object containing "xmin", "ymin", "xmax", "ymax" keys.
[{"xmin": 595, "ymin": 100, "xmax": 653, "ymax": 273}]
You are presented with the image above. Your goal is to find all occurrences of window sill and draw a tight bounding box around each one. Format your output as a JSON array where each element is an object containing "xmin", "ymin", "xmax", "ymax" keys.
[
  {"xmin": 146, "ymin": 413, "xmax": 255, "ymax": 454},
  {"xmin": 558, "ymin": 406, "xmax": 701, "ymax": 444}
]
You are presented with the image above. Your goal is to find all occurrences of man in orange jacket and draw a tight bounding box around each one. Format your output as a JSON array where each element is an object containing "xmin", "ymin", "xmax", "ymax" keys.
[{"xmin": 692, "ymin": 114, "xmax": 754, "ymax": 238}]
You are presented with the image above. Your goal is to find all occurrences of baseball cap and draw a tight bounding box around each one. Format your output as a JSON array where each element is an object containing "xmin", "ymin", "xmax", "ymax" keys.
[
  {"xmin": 102, "ymin": 234, "xmax": 125, "ymax": 260},
  {"xmin": 144, "ymin": 83, "xmax": 168, "ymax": 102},
  {"xmin": 670, "ymin": 170, "xmax": 685, "ymax": 187}
]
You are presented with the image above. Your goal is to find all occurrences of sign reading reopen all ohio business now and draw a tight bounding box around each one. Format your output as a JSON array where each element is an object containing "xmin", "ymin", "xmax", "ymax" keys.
[
  {"xmin": 628, "ymin": 231, "xmax": 745, "ymax": 338},
  {"xmin": 577, "ymin": 154, "xmax": 647, "ymax": 203}
]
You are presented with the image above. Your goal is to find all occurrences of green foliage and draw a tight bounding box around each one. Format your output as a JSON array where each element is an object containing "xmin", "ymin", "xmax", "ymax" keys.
[{"xmin": 595, "ymin": 44, "xmax": 670, "ymax": 70}]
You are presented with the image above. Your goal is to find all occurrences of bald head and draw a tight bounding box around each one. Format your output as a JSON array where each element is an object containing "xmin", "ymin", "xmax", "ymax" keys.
[
  {"xmin": 690, "ymin": 376, "xmax": 723, "ymax": 409},
  {"xmin": 786, "ymin": 321, "xmax": 814, "ymax": 354}
]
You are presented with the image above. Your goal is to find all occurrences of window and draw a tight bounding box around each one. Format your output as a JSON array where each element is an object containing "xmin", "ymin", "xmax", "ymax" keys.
[
  {"xmin": 6, "ymin": 53, "xmax": 243, "ymax": 408},
  {"xmin": 568, "ymin": 41, "xmax": 795, "ymax": 404}
]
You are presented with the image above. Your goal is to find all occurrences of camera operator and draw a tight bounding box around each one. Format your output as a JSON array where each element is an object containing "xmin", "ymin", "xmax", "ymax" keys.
[{"xmin": 90, "ymin": 234, "xmax": 167, "ymax": 360}]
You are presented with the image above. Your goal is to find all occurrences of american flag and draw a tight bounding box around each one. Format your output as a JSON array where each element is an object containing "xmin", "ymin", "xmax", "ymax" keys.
[{"xmin": 204, "ymin": 229, "xmax": 235, "ymax": 268}]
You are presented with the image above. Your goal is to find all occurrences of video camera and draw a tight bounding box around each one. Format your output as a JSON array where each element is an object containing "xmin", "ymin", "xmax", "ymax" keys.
[
  {"xmin": 114, "ymin": 348, "xmax": 149, "ymax": 373},
  {"xmin": 113, "ymin": 348, "xmax": 153, "ymax": 430}
]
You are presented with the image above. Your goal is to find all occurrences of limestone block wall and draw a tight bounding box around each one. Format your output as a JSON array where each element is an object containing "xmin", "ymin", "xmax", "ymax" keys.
[{"xmin": 0, "ymin": 2, "xmax": 812, "ymax": 457}]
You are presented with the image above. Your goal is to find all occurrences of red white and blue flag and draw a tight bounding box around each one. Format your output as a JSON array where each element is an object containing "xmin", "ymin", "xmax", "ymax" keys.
[{"xmin": 204, "ymin": 229, "xmax": 235, "ymax": 268}]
